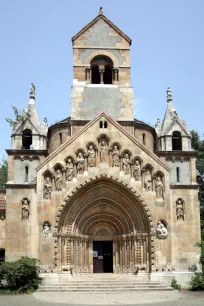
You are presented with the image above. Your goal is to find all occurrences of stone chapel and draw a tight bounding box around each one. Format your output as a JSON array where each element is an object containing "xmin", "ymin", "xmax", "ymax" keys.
[{"xmin": 0, "ymin": 9, "xmax": 201, "ymax": 286}]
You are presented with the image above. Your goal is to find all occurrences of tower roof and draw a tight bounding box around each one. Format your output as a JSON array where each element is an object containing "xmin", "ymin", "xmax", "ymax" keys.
[{"xmin": 72, "ymin": 8, "xmax": 132, "ymax": 45}]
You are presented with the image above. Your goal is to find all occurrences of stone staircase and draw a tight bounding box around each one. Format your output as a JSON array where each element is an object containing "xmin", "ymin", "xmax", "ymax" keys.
[{"xmin": 38, "ymin": 273, "xmax": 173, "ymax": 292}]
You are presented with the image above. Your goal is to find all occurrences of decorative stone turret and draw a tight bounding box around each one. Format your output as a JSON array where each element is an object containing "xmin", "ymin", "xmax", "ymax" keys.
[
  {"xmin": 157, "ymin": 87, "xmax": 192, "ymax": 152},
  {"xmin": 11, "ymin": 83, "xmax": 48, "ymax": 150}
]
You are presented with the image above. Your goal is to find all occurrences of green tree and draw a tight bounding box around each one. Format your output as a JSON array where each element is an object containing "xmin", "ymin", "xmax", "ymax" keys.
[
  {"xmin": 5, "ymin": 106, "xmax": 25, "ymax": 128},
  {"xmin": 0, "ymin": 158, "xmax": 7, "ymax": 190}
]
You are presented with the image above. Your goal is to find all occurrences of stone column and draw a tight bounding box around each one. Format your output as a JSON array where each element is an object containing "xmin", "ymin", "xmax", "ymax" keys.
[{"xmin": 99, "ymin": 68, "xmax": 105, "ymax": 84}]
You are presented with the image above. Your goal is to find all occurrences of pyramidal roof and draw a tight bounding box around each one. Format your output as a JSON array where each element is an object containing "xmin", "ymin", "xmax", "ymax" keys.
[
  {"xmin": 160, "ymin": 88, "xmax": 191, "ymax": 137},
  {"xmin": 72, "ymin": 7, "xmax": 132, "ymax": 44}
]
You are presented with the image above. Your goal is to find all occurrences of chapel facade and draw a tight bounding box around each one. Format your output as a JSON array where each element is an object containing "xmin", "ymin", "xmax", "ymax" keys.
[{"xmin": 0, "ymin": 9, "xmax": 201, "ymax": 285}]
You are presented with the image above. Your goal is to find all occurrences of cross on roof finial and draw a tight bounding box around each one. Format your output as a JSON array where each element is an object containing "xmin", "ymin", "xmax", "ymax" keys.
[
  {"xmin": 166, "ymin": 87, "xmax": 172, "ymax": 102},
  {"xmin": 99, "ymin": 7, "xmax": 103, "ymax": 14}
]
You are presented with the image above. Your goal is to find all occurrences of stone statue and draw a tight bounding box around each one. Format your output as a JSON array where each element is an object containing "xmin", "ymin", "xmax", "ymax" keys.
[
  {"xmin": 43, "ymin": 117, "xmax": 48, "ymax": 126},
  {"xmin": 176, "ymin": 199, "xmax": 184, "ymax": 221},
  {"xmin": 43, "ymin": 177, "xmax": 52, "ymax": 199},
  {"xmin": 155, "ymin": 118, "xmax": 161, "ymax": 129},
  {"xmin": 122, "ymin": 153, "xmax": 131, "ymax": 174},
  {"xmin": 42, "ymin": 222, "xmax": 51, "ymax": 237},
  {"xmin": 22, "ymin": 198, "xmax": 30, "ymax": 221},
  {"xmin": 99, "ymin": 6, "xmax": 103, "ymax": 14},
  {"xmin": 30, "ymin": 83, "xmax": 35, "ymax": 98},
  {"xmin": 76, "ymin": 152, "xmax": 85, "ymax": 174},
  {"xmin": 167, "ymin": 87, "xmax": 172, "ymax": 102},
  {"xmin": 87, "ymin": 145, "xmax": 95, "ymax": 167},
  {"xmin": 156, "ymin": 221, "xmax": 168, "ymax": 239},
  {"xmin": 133, "ymin": 160, "xmax": 141, "ymax": 181},
  {"xmin": 66, "ymin": 159, "xmax": 74, "ymax": 181},
  {"xmin": 144, "ymin": 170, "xmax": 152, "ymax": 191},
  {"xmin": 100, "ymin": 141, "xmax": 107, "ymax": 163},
  {"xmin": 55, "ymin": 169, "xmax": 62, "ymax": 191},
  {"xmin": 155, "ymin": 176, "xmax": 164, "ymax": 200},
  {"xmin": 112, "ymin": 145, "xmax": 120, "ymax": 167}
]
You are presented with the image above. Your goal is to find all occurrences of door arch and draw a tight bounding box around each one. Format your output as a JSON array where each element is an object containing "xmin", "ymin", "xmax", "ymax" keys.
[{"xmin": 54, "ymin": 176, "xmax": 155, "ymax": 274}]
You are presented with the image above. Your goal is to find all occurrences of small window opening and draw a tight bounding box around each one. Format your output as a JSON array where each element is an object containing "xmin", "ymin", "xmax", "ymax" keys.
[
  {"xmin": 176, "ymin": 167, "xmax": 180, "ymax": 183},
  {"xmin": 100, "ymin": 121, "xmax": 103, "ymax": 129},
  {"xmin": 103, "ymin": 65, "xmax": 112, "ymax": 84},
  {"xmin": 0, "ymin": 249, "xmax": 5, "ymax": 263},
  {"xmin": 59, "ymin": 133, "xmax": 62, "ymax": 145},
  {"xmin": 91, "ymin": 65, "xmax": 100, "ymax": 84},
  {"xmin": 172, "ymin": 131, "xmax": 182, "ymax": 151},
  {"xmin": 25, "ymin": 166, "xmax": 29, "ymax": 183},
  {"xmin": 104, "ymin": 121, "xmax": 108, "ymax": 128},
  {"xmin": 143, "ymin": 134, "xmax": 146, "ymax": 145},
  {"xmin": 22, "ymin": 129, "xmax": 32, "ymax": 149}
]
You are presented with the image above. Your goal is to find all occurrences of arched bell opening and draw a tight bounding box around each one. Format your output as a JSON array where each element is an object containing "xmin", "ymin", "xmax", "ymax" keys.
[
  {"xmin": 55, "ymin": 178, "xmax": 153, "ymax": 274},
  {"xmin": 22, "ymin": 129, "xmax": 32, "ymax": 149},
  {"xmin": 91, "ymin": 56, "xmax": 113, "ymax": 85}
]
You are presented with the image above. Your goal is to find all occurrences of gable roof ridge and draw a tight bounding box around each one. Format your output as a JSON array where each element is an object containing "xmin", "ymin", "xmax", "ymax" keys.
[
  {"xmin": 37, "ymin": 112, "xmax": 169, "ymax": 172},
  {"xmin": 72, "ymin": 14, "xmax": 132, "ymax": 44}
]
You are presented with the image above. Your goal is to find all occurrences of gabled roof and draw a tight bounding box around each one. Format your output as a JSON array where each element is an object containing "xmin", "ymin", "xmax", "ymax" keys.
[
  {"xmin": 72, "ymin": 13, "xmax": 132, "ymax": 45},
  {"xmin": 37, "ymin": 112, "xmax": 169, "ymax": 172}
]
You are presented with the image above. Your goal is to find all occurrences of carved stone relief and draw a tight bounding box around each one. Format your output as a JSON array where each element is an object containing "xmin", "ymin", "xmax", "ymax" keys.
[
  {"xmin": 87, "ymin": 145, "xmax": 96, "ymax": 167},
  {"xmin": 155, "ymin": 176, "xmax": 164, "ymax": 200},
  {"xmin": 133, "ymin": 159, "xmax": 141, "ymax": 181},
  {"xmin": 43, "ymin": 176, "xmax": 52, "ymax": 200},
  {"xmin": 76, "ymin": 152, "xmax": 85, "ymax": 174},
  {"xmin": 42, "ymin": 222, "xmax": 51, "ymax": 237},
  {"xmin": 21, "ymin": 198, "xmax": 30, "ymax": 221},
  {"xmin": 144, "ymin": 169, "xmax": 152, "ymax": 191},
  {"xmin": 176, "ymin": 198, "xmax": 184, "ymax": 221},
  {"xmin": 55, "ymin": 168, "xmax": 63, "ymax": 191},
  {"xmin": 66, "ymin": 158, "xmax": 74, "ymax": 181},
  {"xmin": 156, "ymin": 221, "xmax": 168, "ymax": 239},
  {"xmin": 112, "ymin": 145, "xmax": 120, "ymax": 167},
  {"xmin": 122, "ymin": 153, "xmax": 131, "ymax": 174},
  {"xmin": 100, "ymin": 141, "xmax": 108, "ymax": 163}
]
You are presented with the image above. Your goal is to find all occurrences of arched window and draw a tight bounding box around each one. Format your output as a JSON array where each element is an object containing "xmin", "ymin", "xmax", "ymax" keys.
[
  {"xmin": 25, "ymin": 166, "xmax": 29, "ymax": 183},
  {"xmin": 91, "ymin": 56, "xmax": 113, "ymax": 85},
  {"xmin": 22, "ymin": 129, "xmax": 32, "ymax": 149},
  {"xmin": 59, "ymin": 133, "xmax": 62, "ymax": 145},
  {"xmin": 172, "ymin": 131, "xmax": 182, "ymax": 151},
  {"xmin": 0, "ymin": 249, "xmax": 5, "ymax": 263}
]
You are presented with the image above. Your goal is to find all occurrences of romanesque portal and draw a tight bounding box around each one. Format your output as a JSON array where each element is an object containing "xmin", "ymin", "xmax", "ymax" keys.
[{"xmin": 55, "ymin": 178, "xmax": 152, "ymax": 273}]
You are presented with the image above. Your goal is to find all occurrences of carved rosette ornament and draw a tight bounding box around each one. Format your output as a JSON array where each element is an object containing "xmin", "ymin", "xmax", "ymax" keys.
[
  {"xmin": 156, "ymin": 221, "xmax": 168, "ymax": 239},
  {"xmin": 42, "ymin": 222, "xmax": 51, "ymax": 237},
  {"xmin": 21, "ymin": 198, "xmax": 30, "ymax": 221},
  {"xmin": 176, "ymin": 198, "xmax": 184, "ymax": 221}
]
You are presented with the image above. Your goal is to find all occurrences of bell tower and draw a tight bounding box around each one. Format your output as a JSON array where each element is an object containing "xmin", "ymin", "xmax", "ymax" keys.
[{"xmin": 71, "ymin": 8, "xmax": 134, "ymax": 121}]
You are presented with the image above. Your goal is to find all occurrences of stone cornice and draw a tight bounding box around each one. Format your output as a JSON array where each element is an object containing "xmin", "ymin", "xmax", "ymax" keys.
[
  {"xmin": 6, "ymin": 183, "xmax": 36, "ymax": 189},
  {"xmin": 157, "ymin": 151, "xmax": 197, "ymax": 157},
  {"xmin": 6, "ymin": 149, "xmax": 48, "ymax": 156},
  {"xmin": 170, "ymin": 184, "xmax": 199, "ymax": 189},
  {"xmin": 37, "ymin": 113, "xmax": 169, "ymax": 172}
]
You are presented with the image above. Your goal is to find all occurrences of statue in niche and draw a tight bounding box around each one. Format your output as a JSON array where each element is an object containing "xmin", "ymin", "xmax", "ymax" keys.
[
  {"xmin": 55, "ymin": 169, "xmax": 62, "ymax": 191},
  {"xmin": 156, "ymin": 221, "xmax": 168, "ymax": 239},
  {"xmin": 122, "ymin": 153, "xmax": 131, "ymax": 174},
  {"xmin": 66, "ymin": 158, "xmax": 74, "ymax": 181},
  {"xmin": 176, "ymin": 199, "xmax": 184, "ymax": 221},
  {"xmin": 112, "ymin": 145, "xmax": 120, "ymax": 167},
  {"xmin": 43, "ymin": 177, "xmax": 52, "ymax": 199},
  {"xmin": 155, "ymin": 176, "xmax": 164, "ymax": 200},
  {"xmin": 87, "ymin": 145, "xmax": 95, "ymax": 167},
  {"xmin": 144, "ymin": 169, "xmax": 152, "ymax": 191},
  {"xmin": 42, "ymin": 222, "xmax": 51, "ymax": 237},
  {"xmin": 76, "ymin": 152, "xmax": 85, "ymax": 174},
  {"xmin": 133, "ymin": 160, "xmax": 141, "ymax": 181},
  {"xmin": 22, "ymin": 198, "xmax": 30, "ymax": 221},
  {"xmin": 30, "ymin": 83, "xmax": 35, "ymax": 98},
  {"xmin": 100, "ymin": 141, "xmax": 108, "ymax": 163}
]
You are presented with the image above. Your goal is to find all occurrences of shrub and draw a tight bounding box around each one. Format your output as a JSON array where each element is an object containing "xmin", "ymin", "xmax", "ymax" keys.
[
  {"xmin": 171, "ymin": 279, "xmax": 181, "ymax": 290},
  {"xmin": 189, "ymin": 273, "xmax": 204, "ymax": 291},
  {"xmin": 0, "ymin": 257, "xmax": 41, "ymax": 293}
]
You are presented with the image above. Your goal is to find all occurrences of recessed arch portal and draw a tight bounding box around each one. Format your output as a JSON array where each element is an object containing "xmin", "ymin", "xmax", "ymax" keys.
[{"xmin": 54, "ymin": 175, "xmax": 154, "ymax": 274}]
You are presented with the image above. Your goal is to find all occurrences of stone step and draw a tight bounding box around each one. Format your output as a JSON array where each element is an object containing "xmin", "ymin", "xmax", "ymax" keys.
[
  {"xmin": 41, "ymin": 282, "xmax": 160, "ymax": 285},
  {"xmin": 38, "ymin": 288, "xmax": 174, "ymax": 292}
]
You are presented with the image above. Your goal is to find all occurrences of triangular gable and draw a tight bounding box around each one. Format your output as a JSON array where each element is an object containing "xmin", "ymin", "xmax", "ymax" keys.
[
  {"xmin": 12, "ymin": 117, "xmax": 40, "ymax": 135},
  {"xmin": 37, "ymin": 112, "xmax": 169, "ymax": 172},
  {"xmin": 165, "ymin": 118, "xmax": 191, "ymax": 137},
  {"xmin": 72, "ymin": 14, "xmax": 132, "ymax": 45}
]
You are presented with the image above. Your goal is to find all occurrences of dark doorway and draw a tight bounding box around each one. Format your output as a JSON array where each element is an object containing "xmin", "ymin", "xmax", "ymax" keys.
[
  {"xmin": 103, "ymin": 65, "xmax": 112, "ymax": 84},
  {"xmin": 93, "ymin": 241, "xmax": 113, "ymax": 273},
  {"xmin": 91, "ymin": 65, "xmax": 100, "ymax": 84},
  {"xmin": 0, "ymin": 249, "xmax": 5, "ymax": 263}
]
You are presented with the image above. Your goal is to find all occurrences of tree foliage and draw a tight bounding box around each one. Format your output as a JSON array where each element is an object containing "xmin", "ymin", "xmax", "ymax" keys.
[
  {"xmin": 0, "ymin": 158, "xmax": 7, "ymax": 190},
  {"xmin": 5, "ymin": 106, "xmax": 25, "ymax": 128}
]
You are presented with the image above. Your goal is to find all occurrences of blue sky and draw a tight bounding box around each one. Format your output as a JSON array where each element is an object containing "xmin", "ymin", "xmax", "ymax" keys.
[{"xmin": 0, "ymin": 0, "xmax": 204, "ymax": 158}]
